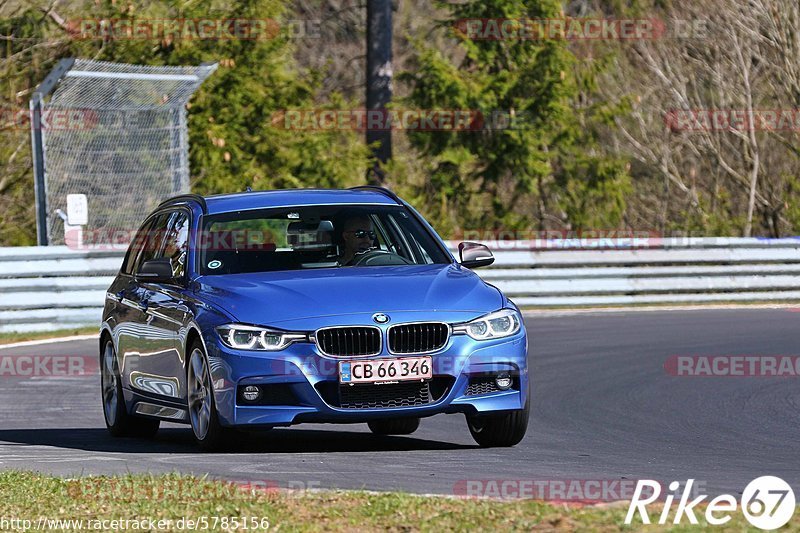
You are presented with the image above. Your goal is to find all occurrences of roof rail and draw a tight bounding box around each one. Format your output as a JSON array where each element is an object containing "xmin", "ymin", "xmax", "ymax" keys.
[
  {"xmin": 157, "ymin": 193, "xmax": 207, "ymax": 213},
  {"xmin": 349, "ymin": 185, "xmax": 403, "ymax": 204}
]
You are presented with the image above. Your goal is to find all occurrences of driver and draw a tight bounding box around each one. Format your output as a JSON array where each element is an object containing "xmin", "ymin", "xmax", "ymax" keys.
[{"xmin": 339, "ymin": 215, "xmax": 377, "ymax": 265}]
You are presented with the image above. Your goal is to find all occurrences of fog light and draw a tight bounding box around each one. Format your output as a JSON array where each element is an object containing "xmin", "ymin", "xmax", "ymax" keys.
[
  {"xmin": 242, "ymin": 385, "xmax": 261, "ymax": 402},
  {"xmin": 495, "ymin": 373, "xmax": 513, "ymax": 391}
]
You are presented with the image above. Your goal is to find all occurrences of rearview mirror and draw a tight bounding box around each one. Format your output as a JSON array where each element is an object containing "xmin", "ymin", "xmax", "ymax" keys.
[
  {"xmin": 137, "ymin": 258, "xmax": 174, "ymax": 282},
  {"xmin": 287, "ymin": 220, "xmax": 334, "ymax": 251},
  {"xmin": 459, "ymin": 242, "xmax": 494, "ymax": 269}
]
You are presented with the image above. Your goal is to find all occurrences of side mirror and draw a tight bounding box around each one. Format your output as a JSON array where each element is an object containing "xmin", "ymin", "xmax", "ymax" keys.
[
  {"xmin": 459, "ymin": 242, "xmax": 495, "ymax": 269},
  {"xmin": 137, "ymin": 258, "xmax": 174, "ymax": 282}
]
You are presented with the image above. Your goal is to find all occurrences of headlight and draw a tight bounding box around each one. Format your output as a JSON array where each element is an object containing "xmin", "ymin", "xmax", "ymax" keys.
[
  {"xmin": 453, "ymin": 309, "xmax": 521, "ymax": 340},
  {"xmin": 216, "ymin": 324, "xmax": 307, "ymax": 351}
]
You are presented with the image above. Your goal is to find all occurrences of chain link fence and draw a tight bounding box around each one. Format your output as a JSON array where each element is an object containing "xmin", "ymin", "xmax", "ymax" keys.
[{"xmin": 34, "ymin": 59, "xmax": 216, "ymax": 244}]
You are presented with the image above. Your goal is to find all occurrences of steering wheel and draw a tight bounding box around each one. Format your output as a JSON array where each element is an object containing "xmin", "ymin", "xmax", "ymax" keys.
[{"xmin": 350, "ymin": 249, "xmax": 412, "ymax": 266}]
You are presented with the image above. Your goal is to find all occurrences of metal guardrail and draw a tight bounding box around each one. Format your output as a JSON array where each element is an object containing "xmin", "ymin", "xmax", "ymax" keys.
[
  {"xmin": 3, "ymin": 238, "xmax": 800, "ymax": 332},
  {"xmin": 444, "ymin": 237, "xmax": 800, "ymax": 307},
  {"xmin": 0, "ymin": 247, "xmax": 121, "ymax": 333}
]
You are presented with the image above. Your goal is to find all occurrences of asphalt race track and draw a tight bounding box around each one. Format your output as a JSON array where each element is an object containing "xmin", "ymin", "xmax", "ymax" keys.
[{"xmin": 1, "ymin": 308, "xmax": 799, "ymax": 498}]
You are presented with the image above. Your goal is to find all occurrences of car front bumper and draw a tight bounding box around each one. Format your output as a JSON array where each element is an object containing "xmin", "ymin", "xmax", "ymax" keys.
[{"xmin": 203, "ymin": 328, "xmax": 529, "ymax": 427}]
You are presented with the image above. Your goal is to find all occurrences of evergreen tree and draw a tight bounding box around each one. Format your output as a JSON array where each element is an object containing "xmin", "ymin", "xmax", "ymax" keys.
[
  {"xmin": 400, "ymin": 0, "xmax": 630, "ymax": 234},
  {"xmin": 0, "ymin": 0, "xmax": 369, "ymax": 245}
]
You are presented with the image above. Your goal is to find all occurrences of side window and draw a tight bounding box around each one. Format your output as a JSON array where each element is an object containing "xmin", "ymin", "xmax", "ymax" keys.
[
  {"xmin": 415, "ymin": 239, "xmax": 434, "ymax": 264},
  {"xmin": 132, "ymin": 212, "xmax": 171, "ymax": 274},
  {"xmin": 121, "ymin": 218, "xmax": 155, "ymax": 275},
  {"xmin": 381, "ymin": 213, "xmax": 416, "ymax": 262},
  {"xmin": 369, "ymin": 214, "xmax": 390, "ymax": 252},
  {"xmin": 163, "ymin": 211, "xmax": 190, "ymax": 279},
  {"xmin": 387, "ymin": 213, "xmax": 435, "ymax": 264}
]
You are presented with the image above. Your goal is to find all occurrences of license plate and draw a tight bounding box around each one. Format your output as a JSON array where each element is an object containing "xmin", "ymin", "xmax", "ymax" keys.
[{"xmin": 339, "ymin": 356, "xmax": 432, "ymax": 384}]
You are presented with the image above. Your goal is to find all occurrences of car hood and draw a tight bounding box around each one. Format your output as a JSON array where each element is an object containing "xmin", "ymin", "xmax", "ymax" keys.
[{"xmin": 194, "ymin": 264, "xmax": 502, "ymax": 327}]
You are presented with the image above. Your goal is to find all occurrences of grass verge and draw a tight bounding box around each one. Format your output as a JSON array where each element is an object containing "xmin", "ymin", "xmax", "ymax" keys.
[
  {"xmin": 0, "ymin": 327, "xmax": 97, "ymax": 346},
  {"xmin": 0, "ymin": 471, "xmax": 796, "ymax": 531}
]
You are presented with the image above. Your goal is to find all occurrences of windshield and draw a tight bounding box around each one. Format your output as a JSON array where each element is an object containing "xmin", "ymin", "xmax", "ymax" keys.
[{"xmin": 198, "ymin": 205, "xmax": 451, "ymax": 275}]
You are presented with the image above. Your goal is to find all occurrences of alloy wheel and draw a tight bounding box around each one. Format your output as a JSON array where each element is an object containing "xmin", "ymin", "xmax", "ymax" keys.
[
  {"xmin": 101, "ymin": 341, "xmax": 118, "ymax": 426},
  {"xmin": 188, "ymin": 348, "xmax": 212, "ymax": 440}
]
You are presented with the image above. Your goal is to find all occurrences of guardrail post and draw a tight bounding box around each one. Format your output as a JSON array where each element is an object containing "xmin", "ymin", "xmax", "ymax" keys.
[
  {"xmin": 29, "ymin": 58, "xmax": 76, "ymax": 246},
  {"xmin": 30, "ymin": 94, "xmax": 48, "ymax": 246}
]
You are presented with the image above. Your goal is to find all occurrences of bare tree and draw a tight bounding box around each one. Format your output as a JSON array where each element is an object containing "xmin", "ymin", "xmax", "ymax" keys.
[{"xmin": 602, "ymin": 0, "xmax": 800, "ymax": 236}]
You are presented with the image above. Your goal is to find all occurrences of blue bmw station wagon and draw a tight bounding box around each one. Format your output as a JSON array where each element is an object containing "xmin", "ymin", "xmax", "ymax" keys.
[{"xmin": 101, "ymin": 186, "xmax": 529, "ymax": 450}]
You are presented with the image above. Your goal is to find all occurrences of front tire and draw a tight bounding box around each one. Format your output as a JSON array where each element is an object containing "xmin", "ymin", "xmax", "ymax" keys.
[
  {"xmin": 101, "ymin": 339, "xmax": 159, "ymax": 438},
  {"xmin": 368, "ymin": 417, "xmax": 420, "ymax": 435},
  {"xmin": 187, "ymin": 342, "xmax": 231, "ymax": 451},
  {"xmin": 466, "ymin": 394, "xmax": 529, "ymax": 447}
]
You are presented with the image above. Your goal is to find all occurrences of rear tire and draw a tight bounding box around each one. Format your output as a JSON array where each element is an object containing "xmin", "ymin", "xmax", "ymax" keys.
[
  {"xmin": 368, "ymin": 417, "xmax": 420, "ymax": 435},
  {"xmin": 187, "ymin": 341, "xmax": 232, "ymax": 451},
  {"xmin": 466, "ymin": 394, "xmax": 529, "ymax": 447},
  {"xmin": 101, "ymin": 339, "xmax": 160, "ymax": 438}
]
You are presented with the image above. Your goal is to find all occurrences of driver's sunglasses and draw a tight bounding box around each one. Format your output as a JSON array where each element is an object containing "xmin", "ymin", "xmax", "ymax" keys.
[{"xmin": 348, "ymin": 230, "xmax": 376, "ymax": 239}]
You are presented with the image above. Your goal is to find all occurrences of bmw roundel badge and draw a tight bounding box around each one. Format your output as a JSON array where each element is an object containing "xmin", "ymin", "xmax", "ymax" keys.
[{"xmin": 372, "ymin": 313, "xmax": 390, "ymax": 324}]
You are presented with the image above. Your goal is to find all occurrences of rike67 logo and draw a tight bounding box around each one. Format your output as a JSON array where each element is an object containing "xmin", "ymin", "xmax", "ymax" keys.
[{"xmin": 625, "ymin": 476, "xmax": 795, "ymax": 529}]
